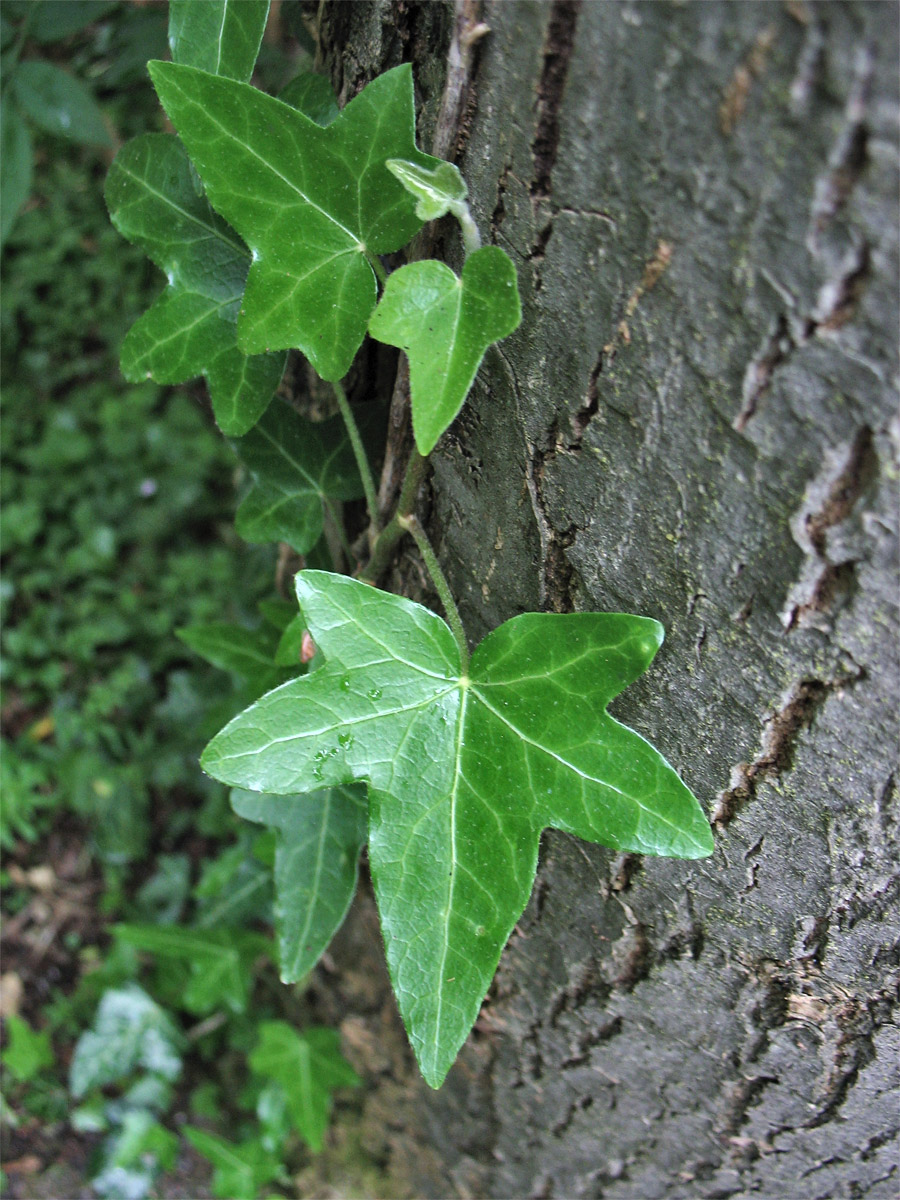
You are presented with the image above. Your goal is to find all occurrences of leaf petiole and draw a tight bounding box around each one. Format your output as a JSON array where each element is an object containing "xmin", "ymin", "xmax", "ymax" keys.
[
  {"xmin": 365, "ymin": 249, "xmax": 388, "ymax": 287},
  {"xmin": 398, "ymin": 512, "xmax": 469, "ymax": 673},
  {"xmin": 331, "ymin": 380, "xmax": 380, "ymax": 535},
  {"xmin": 359, "ymin": 448, "xmax": 426, "ymax": 583}
]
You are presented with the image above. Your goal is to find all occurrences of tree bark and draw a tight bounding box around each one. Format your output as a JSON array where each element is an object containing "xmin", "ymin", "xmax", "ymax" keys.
[{"xmin": 311, "ymin": 2, "xmax": 899, "ymax": 1196}]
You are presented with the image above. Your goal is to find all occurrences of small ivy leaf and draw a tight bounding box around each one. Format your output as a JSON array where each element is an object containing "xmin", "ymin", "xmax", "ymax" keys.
[
  {"xmin": 248, "ymin": 1021, "xmax": 360, "ymax": 1151},
  {"xmin": 232, "ymin": 400, "xmax": 365, "ymax": 552},
  {"xmin": 12, "ymin": 61, "xmax": 111, "ymax": 146},
  {"xmin": 147, "ymin": 61, "xmax": 443, "ymax": 379},
  {"xmin": 279, "ymin": 71, "xmax": 340, "ymax": 127},
  {"xmin": 183, "ymin": 1127, "xmax": 282, "ymax": 1200},
  {"xmin": 176, "ymin": 620, "xmax": 288, "ymax": 695},
  {"xmin": 386, "ymin": 157, "xmax": 468, "ymax": 222},
  {"xmin": 202, "ymin": 572, "xmax": 714, "ymax": 1087},
  {"xmin": 69, "ymin": 984, "xmax": 184, "ymax": 1098},
  {"xmin": 368, "ymin": 245, "xmax": 522, "ymax": 454},
  {"xmin": 115, "ymin": 925, "xmax": 271, "ymax": 1016},
  {"xmin": 105, "ymin": 134, "xmax": 284, "ymax": 436},
  {"xmin": 1, "ymin": 1015, "xmax": 53, "ymax": 1083},
  {"xmin": 168, "ymin": 0, "xmax": 269, "ymax": 82},
  {"xmin": 231, "ymin": 786, "xmax": 367, "ymax": 982}
]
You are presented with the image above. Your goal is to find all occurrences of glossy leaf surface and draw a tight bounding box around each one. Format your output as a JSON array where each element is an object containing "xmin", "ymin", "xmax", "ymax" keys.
[
  {"xmin": 147, "ymin": 61, "xmax": 442, "ymax": 378},
  {"xmin": 106, "ymin": 134, "xmax": 284, "ymax": 436},
  {"xmin": 168, "ymin": 0, "xmax": 269, "ymax": 82},
  {"xmin": 12, "ymin": 61, "xmax": 111, "ymax": 145},
  {"xmin": 386, "ymin": 157, "xmax": 467, "ymax": 222},
  {"xmin": 249, "ymin": 1021, "xmax": 360, "ymax": 1151},
  {"xmin": 231, "ymin": 785, "xmax": 367, "ymax": 981},
  {"xmin": 233, "ymin": 400, "xmax": 364, "ymax": 552},
  {"xmin": 369, "ymin": 245, "xmax": 521, "ymax": 453},
  {"xmin": 203, "ymin": 572, "xmax": 714, "ymax": 1086}
]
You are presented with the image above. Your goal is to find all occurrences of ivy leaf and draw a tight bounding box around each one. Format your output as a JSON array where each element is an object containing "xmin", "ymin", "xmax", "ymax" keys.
[
  {"xmin": 202, "ymin": 571, "xmax": 714, "ymax": 1087},
  {"xmin": 106, "ymin": 134, "xmax": 284, "ymax": 436},
  {"xmin": 231, "ymin": 785, "xmax": 367, "ymax": 981},
  {"xmin": 1, "ymin": 1015, "xmax": 53, "ymax": 1083},
  {"xmin": 0, "ymin": 101, "xmax": 31, "ymax": 246},
  {"xmin": 147, "ymin": 61, "xmax": 443, "ymax": 379},
  {"xmin": 69, "ymin": 985, "xmax": 184, "ymax": 1097},
  {"xmin": 279, "ymin": 71, "xmax": 340, "ymax": 127},
  {"xmin": 386, "ymin": 157, "xmax": 468, "ymax": 222},
  {"xmin": 177, "ymin": 620, "xmax": 288, "ymax": 695},
  {"xmin": 12, "ymin": 61, "xmax": 111, "ymax": 146},
  {"xmin": 183, "ymin": 1127, "xmax": 282, "ymax": 1200},
  {"xmin": 369, "ymin": 246, "xmax": 521, "ymax": 454},
  {"xmin": 248, "ymin": 1021, "xmax": 360, "ymax": 1151},
  {"xmin": 232, "ymin": 400, "xmax": 365, "ymax": 552},
  {"xmin": 168, "ymin": 0, "xmax": 269, "ymax": 82},
  {"xmin": 115, "ymin": 925, "xmax": 271, "ymax": 1015}
]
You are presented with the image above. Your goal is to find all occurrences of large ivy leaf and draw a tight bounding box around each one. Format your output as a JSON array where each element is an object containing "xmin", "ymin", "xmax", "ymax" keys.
[
  {"xmin": 233, "ymin": 400, "xmax": 364, "ymax": 551},
  {"xmin": 147, "ymin": 61, "xmax": 443, "ymax": 379},
  {"xmin": 105, "ymin": 134, "xmax": 284, "ymax": 436},
  {"xmin": 231, "ymin": 785, "xmax": 367, "ymax": 981},
  {"xmin": 168, "ymin": 0, "xmax": 269, "ymax": 82},
  {"xmin": 369, "ymin": 246, "xmax": 521, "ymax": 454},
  {"xmin": 248, "ymin": 1021, "xmax": 360, "ymax": 1151},
  {"xmin": 202, "ymin": 571, "xmax": 714, "ymax": 1087}
]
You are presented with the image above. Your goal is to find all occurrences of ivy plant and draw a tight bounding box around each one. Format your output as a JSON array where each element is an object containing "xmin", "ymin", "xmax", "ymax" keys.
[{"xmin": 107, "ymin": 0, "xmax": 714, "ymax": 1093}]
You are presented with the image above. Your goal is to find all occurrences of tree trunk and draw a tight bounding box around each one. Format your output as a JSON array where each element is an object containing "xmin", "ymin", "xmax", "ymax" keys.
[{"xmin": 309, "ymin": 2, "xmax": 899, "ymax": 1196}]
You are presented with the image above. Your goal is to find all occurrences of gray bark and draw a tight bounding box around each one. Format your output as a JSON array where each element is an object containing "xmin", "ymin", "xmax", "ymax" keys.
[{"xmin": 310, "ymin": 3, "xmax": 900, "ymax": 1197}]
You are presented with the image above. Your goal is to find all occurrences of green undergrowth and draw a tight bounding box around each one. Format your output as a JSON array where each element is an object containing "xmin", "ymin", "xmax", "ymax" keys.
[{"xmin": 1, "ymin": 8, "xmax": 360, "ymax": 1196}]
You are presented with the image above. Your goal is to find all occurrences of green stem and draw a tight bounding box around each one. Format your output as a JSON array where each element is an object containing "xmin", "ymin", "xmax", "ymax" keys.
[
  {"xmin": 323, "ymin": 498, "xmax": 356, "ymax": 570},
  {"xmin": 365, "ymin": 249, "xmax": 387, "ymax": 287},
  {"xmin": 332, "ymin": 379, "xmax": 380, "ymax": 533},
  {"xmin": 360, "ymin": 449, "xmax": 425, "ymax": 583},
  {"xmin": 451, "ymin": 201, "xmax": 482, "ymax": 257},
  {"xmin": 399, "ymin": 513, "xmax": 469, "ymax": 673}
]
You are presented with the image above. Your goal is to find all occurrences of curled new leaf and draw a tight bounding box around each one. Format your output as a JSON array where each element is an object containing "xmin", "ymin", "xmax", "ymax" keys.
[
  {"xmin": 105, "ymin": 134, "xmax": 284, "ymax": 436},
  {"xmin": 202, "ymin": 571, "xmax": 713, "ymax": 1087},
  {"xmin": 369, "ymin": 245, "xmax": 521, "ymax": 454}
]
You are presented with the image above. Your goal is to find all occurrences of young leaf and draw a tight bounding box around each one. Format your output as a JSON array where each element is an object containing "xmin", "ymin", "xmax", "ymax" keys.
[
  {"xmin": 0, "ymin": 102, "xmax": 32, "ymax": 246},
  {"xmin": 231, "ymin": 785, "xmax": 367, "ymax": 981},
  {"xmin": 168, "ymin": 0, "xmax": 269, "ymax": 82},
  {"xmin": 183, "ymin": 1127, "xmax": 282, "ymax": 1200},
  {"xmin": 12, "ymin": 61, "xmax": 111, "ymax": 146},
  {"xmin": 105, "ymin": 134, "xmax": 284, "ymax": 436},
  {"xmin": 203, "ymin": 571, "xmax": 713, "ymax": 1087},
  {"xmin": 386, "ymin": 157, "xmax": 468, "ymax": 222},
  {"xmin": 1, "ymin": 1015, "xmax": 53, "ymax": 1083},
  {"xmin": 147, "ymin": 61, "xmax": 443, "ymax": 379},
  {"xmin": 114, "ymin": 925, "xmax": 270, "ymax": 1015},
  {"xmin": 248, "ymin": 1022, "xmax": 359, "ymax": 1151},
  {"xmin": 69, "ymin": 985, "xmax": 183, "ymax": 1098},
  {"xmin": 232, "ymin": 400, "xmax": 365, "ymax": 552},
  {"xmin": 369, "ymin": 245, "xmax": 522, "ymax": 454}
]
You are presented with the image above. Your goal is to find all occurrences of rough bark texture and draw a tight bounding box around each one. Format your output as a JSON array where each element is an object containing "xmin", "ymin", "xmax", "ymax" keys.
[{"xmin": 311, "ymin": 2, "xmax": 899, "ymax": 1196}]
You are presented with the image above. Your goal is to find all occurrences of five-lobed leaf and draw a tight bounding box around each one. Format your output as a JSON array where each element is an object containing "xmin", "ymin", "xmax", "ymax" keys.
[
  {"xmin": 168, "ymin": 0, "xmax": 269, "ymax": 82},
  {"xmin": 369, "ymin": 245, "xmax": 522, "ymax": 454},
  {"xmin": 202, "ymin": 571, "xmax": 714, "ymax": 1087},
  {"xmin": 147, "ymin": 61, "xmax": 443, "ymax": 379},
  {"xmin": 248, "ymin": 1021, "xmax": 359, "ymax": 1151},
  {"xmin": 232, "ymin": 399, "xmax": 365, "ymax": 552},
  {"xmin": 105, "ymin": 134, "xmax": 284, "ymax": 436},
  {"xmin": 231, "ymin": 786, "xmax": 367, "ymax": 982}
]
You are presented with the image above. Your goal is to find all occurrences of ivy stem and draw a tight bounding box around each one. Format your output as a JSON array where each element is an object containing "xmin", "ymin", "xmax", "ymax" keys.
[
  {"xmin": 359, "ymin": 449, "xmax": 425, "ymax": 583},
  {"xmin": 365, "ymin": 249, "xmax": 387, "ymax": 287},
  {"xmin": 332, "ymin": 379, "xmax": 380, "ymax": 534},
  {"xmin": 451, "ymin": 201, "xmax": 482, "ymax": 258},
  {"xmin": 398, "ymin": 513, "xmax": 469, "ymax": 673}
]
